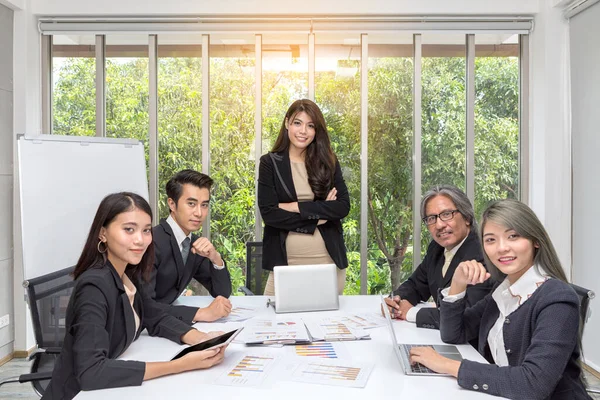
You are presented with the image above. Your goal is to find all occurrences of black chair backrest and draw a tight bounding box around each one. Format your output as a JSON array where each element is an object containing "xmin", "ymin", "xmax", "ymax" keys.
[
  {"xmin": 570, "ymin": 283, "xmax": 595, "ymax": 335},
  {"xmin": 245, "ymin": 241, "xmax": 266, "ymax": 295},
  {"xmin": 23, "ymin": 266, "xmax": 76, "ymax": 349}
]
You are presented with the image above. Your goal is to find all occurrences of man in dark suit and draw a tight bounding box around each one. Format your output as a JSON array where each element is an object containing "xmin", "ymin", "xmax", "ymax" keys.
[
  {"xmin": 147, "ymin": 170, "xmax": 233, "ymax": 324},
  {"xmin": 384, "ymin": 185, "xmax": 494, "ymax": 329}
]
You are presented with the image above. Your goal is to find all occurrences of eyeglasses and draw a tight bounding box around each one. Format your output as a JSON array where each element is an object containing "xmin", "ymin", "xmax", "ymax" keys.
[{"xmin": 422, "ymin": 210, "xmax": 459, "ymax": 226}]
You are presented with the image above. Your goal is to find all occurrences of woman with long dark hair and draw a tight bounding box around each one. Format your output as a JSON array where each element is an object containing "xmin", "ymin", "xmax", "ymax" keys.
[
  {"xmin": 42, "ymin": 192, "xmax": 226, "ymax": 400},
  {"xmin": 258, "ymin": 99, "xmax": 350, "ymax": 295},
  {"xmin": 408, "ymin": 199, "xmax": 590, "ymax": 399}
]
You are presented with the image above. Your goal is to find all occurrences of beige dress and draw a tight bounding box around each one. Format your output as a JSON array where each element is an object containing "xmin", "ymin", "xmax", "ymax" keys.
[{"xmin": 264, "ymin": 161, "xmax": 346, "ymax": 296}]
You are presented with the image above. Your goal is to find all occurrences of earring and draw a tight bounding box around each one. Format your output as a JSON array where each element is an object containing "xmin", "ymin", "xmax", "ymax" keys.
[{"xmin": 97, "ymin": 240, "xmax": 107, "ymax": 254}]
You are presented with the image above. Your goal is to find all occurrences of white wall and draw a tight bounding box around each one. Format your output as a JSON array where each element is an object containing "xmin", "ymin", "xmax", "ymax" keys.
[
  {"xmin": 12, "ymin": 0, "xmax": 42, "ymax": 352},
  {"xmin": 0, "ymin": 1, "xmax": 14, "ymax": 362},
  {"xmin": 7, "ymin": 0, "xmax": 581, "ymax": 363},
  {"xmin": 570, "ymin": 0, "xmax": 600, "ymax": 373},
  {"xmin": 529, "ymin": 0, "xmax": 572, "ymax": 278}
]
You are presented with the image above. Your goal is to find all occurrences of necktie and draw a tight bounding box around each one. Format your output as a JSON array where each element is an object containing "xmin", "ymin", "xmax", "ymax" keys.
[
  {"xmin": 442, "ymin": 250, "xmax": 453, "ymax": 278},
  {"xmin": 181, "ymin": 237, "xmax": 191, "ymax": 264}
]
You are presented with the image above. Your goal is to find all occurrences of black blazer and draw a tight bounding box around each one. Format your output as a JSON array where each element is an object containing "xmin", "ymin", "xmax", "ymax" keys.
[
  {"xmin": 394, "ymin": 228, "xmax": 494, "ymax": 329},
  {"xmin": 42, "ymin": 261, "xmax": 192, "ymax": 400},
  {"xmin": 440, "ymin": 279, "xmax": 590, "ymax": 399},
  {"xmin": 146, "ymin": 220, "xmax": 232, "ymax": 324},
  {"xmin": 258, "ymin": 151, "xmax": 350, "ymax": 271}
]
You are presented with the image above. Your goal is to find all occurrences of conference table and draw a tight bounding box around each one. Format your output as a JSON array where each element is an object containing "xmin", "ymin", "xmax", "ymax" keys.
[{"xmin": 75, "ymin": 295, "xmax": 504, "ymax": 399}]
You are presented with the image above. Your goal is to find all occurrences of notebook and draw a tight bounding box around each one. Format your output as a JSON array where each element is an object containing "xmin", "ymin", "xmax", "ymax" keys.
[
  {"xmin": 380, "ymin": 296, "xmax": 463, "ymax": 376},
  {"xmin": 272, "ymin": 264, "xmax": 340, "ymax": 314}
]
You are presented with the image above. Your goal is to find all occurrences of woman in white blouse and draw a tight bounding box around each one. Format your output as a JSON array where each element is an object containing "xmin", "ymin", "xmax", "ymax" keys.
[{"xmin": 408, "ymin": 199, "xmax": 590, "ymax": 400}]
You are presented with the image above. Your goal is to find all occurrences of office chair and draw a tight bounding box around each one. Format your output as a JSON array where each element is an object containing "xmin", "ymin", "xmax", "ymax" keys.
[
  {"xmin": 0, "ymin": 266, "xmax": 75, "ymax": 397},
  {"xmin": 570, "ymin": 283, "xmax": 600, "ymax": 395},
  {"xmin": 238, "ymin": 241, "xmax": 268, "ymax": 295}
]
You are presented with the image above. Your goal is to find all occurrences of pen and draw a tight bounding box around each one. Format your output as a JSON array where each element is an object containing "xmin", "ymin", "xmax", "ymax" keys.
[{"xmin": 389, "ymin": 291, "xmax": 398, "ymax": 317}]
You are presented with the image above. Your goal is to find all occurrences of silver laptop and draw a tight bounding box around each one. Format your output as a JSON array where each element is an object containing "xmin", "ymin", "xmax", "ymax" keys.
[
  {"xmin": 273, "ymin": 264, "xmax": 339, "ymax": 313},
  {"xmin": 380, "ymin": 296, "xmax": 463, "ymax": 376}
]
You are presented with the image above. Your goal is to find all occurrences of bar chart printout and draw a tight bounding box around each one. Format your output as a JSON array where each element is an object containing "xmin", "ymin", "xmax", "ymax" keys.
[
  {"xmin": 293, "ymin": 342, "xmax": 341, "ymax": 359},
  {"xmin": 290, "ymin": 360, "xmax": 374, "ymax": 388},
  {"xmin": 215, "ymin": 353, "xmax": 278, "ymax": 387}
]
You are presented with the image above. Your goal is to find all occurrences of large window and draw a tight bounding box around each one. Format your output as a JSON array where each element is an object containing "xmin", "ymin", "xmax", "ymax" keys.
[
  {"xmin": 157, "ymin": 34, "xmax": 203, "ymax": 219},
  {"xmin": 367, "ymin": 34, "xmax": 414, "ymax": 294},
  {"xmin": 47, "ymin": 29, "xmax": 526, "ymax": 295},
  {"xmin": 474, "ymin": 34, "xmax": 520, "ymax": 217},
  {"xmin": 315, "ymin": 34, "xmax": 362, "ymax": 294},
  {"xmin": 209, "ymin": 34, "xmax": 257, "ymax": 293},
  {"xmin": 52, "ymin": 35, "xmax": 96, "ymax": 136}
]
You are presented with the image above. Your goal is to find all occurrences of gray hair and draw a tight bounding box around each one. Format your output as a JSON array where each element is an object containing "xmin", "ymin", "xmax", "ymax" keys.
[
  {"xmin": 480, "ymin": 199, "xmax": 568, "ymax": 283},
  {"xmin": 420, "ymin": 185, "xmax": 476, "ymax": 228}
]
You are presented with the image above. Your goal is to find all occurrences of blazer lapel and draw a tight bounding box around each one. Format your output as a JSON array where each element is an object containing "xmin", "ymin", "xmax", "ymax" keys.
[
  {"xmin": 273, "ymin": 151, "xmax": 297, "ymax": 202},
  {"xmin": 119, "ymin": 292, "xmax": 136, "ymax": 355},
  {"xmin": 178, "ymin": 233, "xmax": 198, "ymax": 290},
  {"xmin": 160, "ymin": 220, "xmax": 186, "ymax": 282},
  {"xmin": 440, "ymin": 229, "xmax": 476, "ymax": 288}
]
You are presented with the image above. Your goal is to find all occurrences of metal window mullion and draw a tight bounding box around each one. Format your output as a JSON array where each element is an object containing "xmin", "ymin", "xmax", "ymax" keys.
[
  {"xmin": 519, "ymin": 34, "xmax": 530, "ymax": 205},
  {"xmin": 360, "ymin": 33, "xmax": 368, "ymax": 295},
  {"xmin": 308, "ymin": 33, "xmax": 315, "ymax": 101},
  {"xmin": 148, "ymin": 34, "xmax": 159, "ymax": 225},
  {"xmin": 255, "ymin": 34, "xmax": 263, "ymax": 241},
  {"xmin": 41, "ymin": 35, "xmax": 53, "ymax": 134},
  {"xmin": 95, "ymin": 35, "xmax": 106, "ymax": 137},
  {"xmin": 465, "ymin": 34, "xmax": 475, "ymax": 204},
  {"xmin": 412, "ymin": 34, "xmax": 422, "ymax": 271},
  {"xmin": 202, "ymin": 34, "xmax": 211, "ymax": 239}
]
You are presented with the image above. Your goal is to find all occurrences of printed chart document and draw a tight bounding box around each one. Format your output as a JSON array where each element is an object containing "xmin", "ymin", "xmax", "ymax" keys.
[
  {"xmin": 218, "ymin": 306, "xmax": 257, "ymax": 323},
  {"xmin": 289, "ymin": 359, "xmax": 374, "ymax": 388},
  {"xmin": 304, "ymin": 317, "xmax": 370, "ymax": 341},
  {"xmin": 215, "ymin": 352, "xmax": 279, "ymax": 387},
  {"xmin": 340, "ymin": 313, "xmax": 387, "ymax": 330},
  {"xmin": 241, "ymin": 318, "xmax": 311, "ymax": 345},
  {"xmin": 288, "ymin": 341, "xmax": 349, "ymax": 360}
]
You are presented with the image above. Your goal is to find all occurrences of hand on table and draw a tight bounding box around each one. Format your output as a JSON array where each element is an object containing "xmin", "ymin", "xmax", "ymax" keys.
[{"xmin": 194, "ymin": 296, "xmax": 232, "ymax": 322}]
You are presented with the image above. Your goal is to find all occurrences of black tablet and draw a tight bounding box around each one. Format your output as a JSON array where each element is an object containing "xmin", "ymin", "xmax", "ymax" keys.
[{"xmin": 171, "ymin": 327, "xmax": 244, "ymax": 361}]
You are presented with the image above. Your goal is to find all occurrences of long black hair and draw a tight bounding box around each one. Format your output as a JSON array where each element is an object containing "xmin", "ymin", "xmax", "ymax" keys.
[
  {"xmin": 272, "ymin": 99, "xmax": 336, "ymax": 199},
  {"xmin": 72, "ymin": 192, "xmax": 154, "ymax": 282}
]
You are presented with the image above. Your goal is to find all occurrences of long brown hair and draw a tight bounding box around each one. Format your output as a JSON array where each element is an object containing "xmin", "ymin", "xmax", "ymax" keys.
[
  {"xmin": 272, "ymin": 99, "xmax": 336, "ymax": 199},
  {"xmin": 72, "ymin": 192, "xmax": 155, "ymax": 282}
]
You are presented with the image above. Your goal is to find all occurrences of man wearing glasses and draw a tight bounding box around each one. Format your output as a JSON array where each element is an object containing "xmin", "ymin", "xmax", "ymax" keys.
[{"xmin": 383, "ymin": 185, "xmax": 494, "ymax": 329}]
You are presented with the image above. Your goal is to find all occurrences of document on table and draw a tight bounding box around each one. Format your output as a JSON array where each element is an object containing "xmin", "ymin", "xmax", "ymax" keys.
[
  {"xmin": 215, "ymin": 352, "xmax": 279, "ymax": 387},
  {"xmin": 304, "ymin": 317, "xmax": 370, "ymax": 341},
  {"xmin": 339, "ymin": 313, "xmax": 387, "ymax": 330},
  {"xmin": 288, "ymin": 341, "xmax": 349, "ymax": 360},
  {"xmin": 289, "ymin": 359, "xmax": 374, "ymax": 388},
  {"xmin": 218, "ymin": 306, "xmax": 257, "ymax": 323},
  {"xmin": 240, "ymin": 318, "xmax": 311, "ymax": 345}
]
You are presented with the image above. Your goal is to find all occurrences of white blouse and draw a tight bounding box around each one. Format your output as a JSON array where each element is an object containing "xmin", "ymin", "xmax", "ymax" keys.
[{"xmin": 122, "ymin": 274, "xmax": 141, "ymax": 334}]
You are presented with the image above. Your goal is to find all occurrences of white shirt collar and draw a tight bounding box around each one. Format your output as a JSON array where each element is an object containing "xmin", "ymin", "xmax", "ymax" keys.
[
  {"xmin": 446, "ymin": 232, "xmax": 469, "ymax": 256},
  {"xmin": 492, "ymin": 264, "xmax": 549, "ymax": 312},
  {"xmin": 166, "ymin": 215, "xmax": 192, "ymax": 252}
]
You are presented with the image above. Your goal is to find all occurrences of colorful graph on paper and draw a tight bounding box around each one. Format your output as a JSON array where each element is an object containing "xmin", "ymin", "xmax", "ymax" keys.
[
  {"xmin": 294, "ymin": 342, "xmax": 339, "ymax": 359},
  {"xmin": 215, "ymin": 354, "xmax": 278, "ymax": 387},
  {"xmin": 290, "ymin": 360, "xmax": 374, "ymax": 388}
]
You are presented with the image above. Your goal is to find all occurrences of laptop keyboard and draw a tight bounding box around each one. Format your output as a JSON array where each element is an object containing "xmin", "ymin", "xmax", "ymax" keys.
[{"xmin": 402, "ymin": 344, "xmax": 437, "ymax": 374}]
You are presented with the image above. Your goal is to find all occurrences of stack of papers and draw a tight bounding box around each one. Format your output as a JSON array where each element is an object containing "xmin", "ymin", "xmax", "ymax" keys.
[
  {"xmin": 240, "ymin": 318, "xmax": 311, "ymax": 345},
  {"xmin": 304, "ymin": 317, "xmax": 370, "ymax": 341}
]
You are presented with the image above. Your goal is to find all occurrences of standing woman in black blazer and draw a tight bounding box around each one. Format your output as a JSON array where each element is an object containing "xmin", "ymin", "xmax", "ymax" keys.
[
  {"xmin": 43, "ymin": 192, "xmax": 226, "ymax": 400},
  {"xmin": 258, "ymin": 99, "xmax": 350, "ymax": 295}
]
